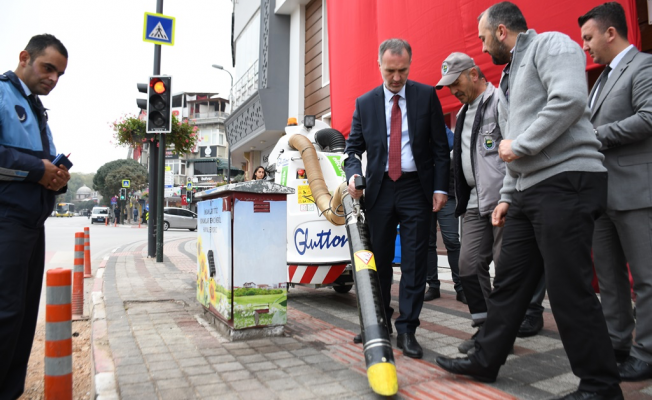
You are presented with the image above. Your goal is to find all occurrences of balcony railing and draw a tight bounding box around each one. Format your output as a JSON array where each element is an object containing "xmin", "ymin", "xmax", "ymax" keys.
[
  {"xmin": 191, "ymin": 111, "xmax": 229, "ymax": 120},
  {"xmin": 231, "ymin": 62, "xmax": 259, "ymax": 110}
]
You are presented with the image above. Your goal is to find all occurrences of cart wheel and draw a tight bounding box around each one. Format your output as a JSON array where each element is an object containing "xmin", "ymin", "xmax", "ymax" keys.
[{"xmin": 333, "ymin": 284, "xmax": 352, "ymax": 294}]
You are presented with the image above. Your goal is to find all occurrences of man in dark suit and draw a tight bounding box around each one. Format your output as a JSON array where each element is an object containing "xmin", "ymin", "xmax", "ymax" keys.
[
  {"xmin": 344, "ymin": 38, "xmax": 449, "ymax": 359},
  {"xmin": 580, "ymin": 2, "xmax": 652, "ymax": 381}
]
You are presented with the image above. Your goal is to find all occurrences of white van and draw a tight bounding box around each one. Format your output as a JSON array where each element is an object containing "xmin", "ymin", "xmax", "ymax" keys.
[{"xmin": 90, "ymin": 207, "xmax": 110, "ymax": 224}]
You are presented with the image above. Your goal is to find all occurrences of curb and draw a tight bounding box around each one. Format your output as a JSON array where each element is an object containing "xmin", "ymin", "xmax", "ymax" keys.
[{"xmin": 90, "ymin": 257, "xmax": 119, "ymax": 400}]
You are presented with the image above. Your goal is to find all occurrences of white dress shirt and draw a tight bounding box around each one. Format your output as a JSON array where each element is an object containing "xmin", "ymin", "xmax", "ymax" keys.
[
  {"xmin": 590, "ymin": 44, "xmax": 634, "ymax": 109},
  {"xmin": 383, "ymin": 84, "xmax": 416, "ymax": 172}
]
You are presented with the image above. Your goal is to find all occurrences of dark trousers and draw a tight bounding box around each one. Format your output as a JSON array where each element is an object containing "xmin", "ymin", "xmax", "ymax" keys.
[
  {"xmin": 367, "ymin": 173, "xmax": 430, "ymax": 334},
  {"xmin": 0, "ymin": 219, "xmax": 46, "ymax": 400},
  {"xmin": 427, "ymin": 197, "xmax": 462, "ymax": 292},
  {"xmin": 526, "ymin": 275, "xmax": 546, "ymax": 318},
  {"xmin": 470, "ymin": 172, "xmax": 620, "ymax": 392}
]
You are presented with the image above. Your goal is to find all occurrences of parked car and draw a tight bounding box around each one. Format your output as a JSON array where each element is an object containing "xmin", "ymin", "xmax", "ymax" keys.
[
  {"xmin": 163, "ymin": 207, "xmax": 197, "ymax": 231},
  {"xmin": 90, "ymin": 206, "xmax": 110, "ymax": 224}
]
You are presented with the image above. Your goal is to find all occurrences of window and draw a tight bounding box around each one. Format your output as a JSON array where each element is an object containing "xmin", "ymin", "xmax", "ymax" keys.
[
  {"xmin": 194, "ymin": 161, "xmax": 218, "ymax": 175},
  {"xmin": 322, "ymin": 0, "xmax": 330, "ymax": 87},
  {"xmin": 235, "ymin": 10, "xmax": 260, "ymax": 83},
  {"xmin": 180, "ymin": 210, "xmax": 196, "ymax": 218},
  {"xmin": 165, "ymin": 159, "xmax": 181, "ymax": 174},
  {"xmin": 218, "ymin": 133, "xmax": 225, "ymax": 146},
  {"xmin": 200, "ymin": 128, "xmax": 219, "ymax": 145}
]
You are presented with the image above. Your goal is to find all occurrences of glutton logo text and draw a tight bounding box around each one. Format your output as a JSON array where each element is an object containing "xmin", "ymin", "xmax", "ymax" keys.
[{"xmin": 294, "ymin": 228, "xmax": 348, "ymax": 255}]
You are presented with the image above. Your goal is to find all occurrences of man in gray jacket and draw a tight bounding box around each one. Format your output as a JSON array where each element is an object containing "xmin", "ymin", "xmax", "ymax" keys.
[
  {"xmin": 436, "ymin": 3, "xmax": 622, "ymax": 399},
  {"xmin": 436, "ymin": 52, "xmax": 546, "ymax": 354},
  {"xmin": 580, "ymin": 2, "xmax": 652, "ymax": 381},
  {"xmin": 436, "ymin": 52, "xmax": 505, "ymax": 346}
]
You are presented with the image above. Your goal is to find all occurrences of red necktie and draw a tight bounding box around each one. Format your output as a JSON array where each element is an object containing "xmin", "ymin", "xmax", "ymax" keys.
[{"xmin": 388, "ymin": 94, "xmax": 402, "ymax": 181}]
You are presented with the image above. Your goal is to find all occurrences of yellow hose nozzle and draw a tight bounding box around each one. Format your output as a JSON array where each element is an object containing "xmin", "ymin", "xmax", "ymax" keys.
[{"xmin": 367, "ymin": 362, "xmax": 398, "ymax": 396}]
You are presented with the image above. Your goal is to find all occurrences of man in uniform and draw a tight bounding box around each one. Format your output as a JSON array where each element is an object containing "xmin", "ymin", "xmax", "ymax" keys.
[{"xmin": 0, "ymin": 34, "xmax": 70, "ymax": 399}]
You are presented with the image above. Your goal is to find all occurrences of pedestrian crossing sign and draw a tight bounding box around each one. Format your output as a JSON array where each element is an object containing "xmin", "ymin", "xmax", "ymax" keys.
[
  {"xmin": 122, "ymin": 180, "xmax": 130, "ymax": 188},
  {"xmin": 143, "ymin": 12, "xmax": 175, "ymax": 46}
]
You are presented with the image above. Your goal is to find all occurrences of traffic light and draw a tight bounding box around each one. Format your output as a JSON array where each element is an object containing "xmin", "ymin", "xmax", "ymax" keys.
[
  {"xmin": 187, "ymin": 191, "xmax": 192, "ymax": 203},
  {"xmin": 120, "ymin": 188, "xmax": 126, "ymax": 201},
  {"xmin": 146, "ymin": 76, "xmax": 172, "ymax": 134}
]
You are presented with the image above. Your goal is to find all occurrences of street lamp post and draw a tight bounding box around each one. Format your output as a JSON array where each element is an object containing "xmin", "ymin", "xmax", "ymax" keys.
[{"xmin": 212, "ymin": 64, "xmax": 234, "ymax": 184}]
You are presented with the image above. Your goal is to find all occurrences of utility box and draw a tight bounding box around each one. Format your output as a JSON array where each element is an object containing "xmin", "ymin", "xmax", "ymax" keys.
[{"xmin": 195, "ymin": 180, "xmax": 294, "ymax": 340}]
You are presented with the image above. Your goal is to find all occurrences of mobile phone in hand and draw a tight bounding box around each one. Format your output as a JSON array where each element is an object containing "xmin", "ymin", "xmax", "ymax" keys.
[{"xmin": 52, "ymin": 153, "xmax": 73, "ymax": 170}]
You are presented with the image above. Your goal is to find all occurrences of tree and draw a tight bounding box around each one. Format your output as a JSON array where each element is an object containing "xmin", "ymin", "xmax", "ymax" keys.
[
  {"xmin": 104, "ymin": 165, "xmax": 147, "ymax": 201},
  {"xmin": 93, "ymin": 159, "xmax": 147, "ymax": 203}
]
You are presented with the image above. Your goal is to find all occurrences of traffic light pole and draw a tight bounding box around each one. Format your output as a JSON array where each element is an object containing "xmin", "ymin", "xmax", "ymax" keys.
[
  {"xmin": 148, "ymin": 141, "xmax": 158, "ymax": 257},
  {"xmin": 148, "ymin": 0, "xmax": 164, "ymax": 260},
  {"xmin": 156, "ymin": 134, "xmax": 165, "ymax": 262}
]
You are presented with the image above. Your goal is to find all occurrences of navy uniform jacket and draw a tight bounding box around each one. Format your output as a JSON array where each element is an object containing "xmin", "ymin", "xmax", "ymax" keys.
[{"xmin": 0, "ymin": 71, "xmax": 65, "ymax": 228}]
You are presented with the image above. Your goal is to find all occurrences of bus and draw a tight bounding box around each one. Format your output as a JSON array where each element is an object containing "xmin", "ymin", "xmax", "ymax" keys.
[{"xmin": 55, "ymin": 203, "xmax": 75, "ymax": 217}]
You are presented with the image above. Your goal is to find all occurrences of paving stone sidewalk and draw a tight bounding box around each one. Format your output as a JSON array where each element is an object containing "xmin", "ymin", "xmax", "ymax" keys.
[{"xmin": 90, "ymin": 238, "xmax": 652, "ymax": 400}]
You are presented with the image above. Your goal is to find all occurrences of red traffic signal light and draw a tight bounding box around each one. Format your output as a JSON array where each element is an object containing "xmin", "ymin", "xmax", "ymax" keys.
[
  {"xmin": 151, "ymin": 78, "xmax": 167, "ymax": 94},
  {"xmin": 146, "ymin": 76, "xmax": 172, "ymax": 133}
]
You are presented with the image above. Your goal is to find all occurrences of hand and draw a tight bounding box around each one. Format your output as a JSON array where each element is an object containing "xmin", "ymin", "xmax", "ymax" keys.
[
  {"xmin": 38, "ymin": 159, "xmax": 70, "ymax": 191},
  {"xmin": 492, "ymin": 203, "xmax": 510, "ymax": 227},
  {"xmin": 348, "ymin": 177, "xmax": 363, "ymax": 199},
  {"xmin": 499, "ymin": 139, "xmax": 520, "ymax": 163},
  {"xmin": 432, "ymin": 193, "xmax": 447, "ymax": 212}
]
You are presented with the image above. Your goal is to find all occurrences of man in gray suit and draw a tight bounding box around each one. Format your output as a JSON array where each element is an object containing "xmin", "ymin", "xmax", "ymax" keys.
[{"xmin": 579, "ymin": 2, "xmax": 652, "ymax": 382}]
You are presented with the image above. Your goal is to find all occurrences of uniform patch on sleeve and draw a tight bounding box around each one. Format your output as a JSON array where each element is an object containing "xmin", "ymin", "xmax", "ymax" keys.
[{"xmin": 14, "ymin": 105, "xmax": 27, "ymax": 122}]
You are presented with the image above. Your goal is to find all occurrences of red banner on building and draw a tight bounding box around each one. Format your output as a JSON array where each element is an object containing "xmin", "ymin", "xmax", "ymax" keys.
[{"xmin": 327, "ymin": 0, "xmax": 640, "ymax": 135}]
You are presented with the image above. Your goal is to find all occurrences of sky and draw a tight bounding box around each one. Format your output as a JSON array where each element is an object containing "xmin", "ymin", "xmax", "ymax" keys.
[{"xmin": 0, "ymin": 0, "xmax": 234, "ymax": 173}]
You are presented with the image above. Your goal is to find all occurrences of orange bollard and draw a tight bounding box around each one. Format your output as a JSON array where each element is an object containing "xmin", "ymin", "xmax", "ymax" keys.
[
  {"xmin": 104, "ymin": 216, "xmax": 108, "ymax": 226},
  {"xmin": 45, "ymin": 268, "xmax": 72, "ymax": 400},
  {"xmin": 72, "ymin": 233, "xmax": 84, "ymax": 317},
  {"xmin": 83, "ymin": 227, "xmax": 91, "ymax": 278}
]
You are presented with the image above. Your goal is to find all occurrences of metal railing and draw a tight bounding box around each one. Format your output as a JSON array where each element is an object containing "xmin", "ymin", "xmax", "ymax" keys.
[
  {"xmin": 190, "ymin": 111, "xmax": 229, "ymax": 120},
  {"xmin": 231, "ymin": 62, "xmax": 259, "ymax": 110}
]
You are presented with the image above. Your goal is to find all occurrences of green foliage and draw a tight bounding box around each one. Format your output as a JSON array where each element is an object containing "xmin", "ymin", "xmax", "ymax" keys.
[
  {"xmin": 233, "ymin": 288, "xmax": 285, "ymax": 297},
  {"xmin": 93, "ymin": 159, "xmax": 148, "ymax": 203},
  {"xmin": 111, "ymin": 114, "xmax": 199, "ymax": 155}
]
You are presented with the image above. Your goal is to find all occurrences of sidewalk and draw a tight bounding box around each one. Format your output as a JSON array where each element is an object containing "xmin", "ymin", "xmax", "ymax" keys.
[{"xmin": 89, "ymin": 238, "xmax": 652, "ymax": 400}]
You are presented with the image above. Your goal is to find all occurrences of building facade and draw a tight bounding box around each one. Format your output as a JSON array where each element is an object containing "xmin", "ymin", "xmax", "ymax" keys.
[{"xmin": 225, "ymin": 0, "xmax": 332, "ymax": 179}]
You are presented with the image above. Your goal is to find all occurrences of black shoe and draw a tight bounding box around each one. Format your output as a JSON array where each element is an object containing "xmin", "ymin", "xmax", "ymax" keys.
[
  {"xmin": 424, "ymin": 287, "xmax": 440, "ymax": 301},
  {"xmin": 618, "ymin": 356, "xmax": 652, "ymax": 381},
  {"xmin": 353, "ymin": 322, "xmax": 393, "ymax": 344},
  {"xmin": 458, "ymin": 330, "xmax": 479, "ymax": 354},
  {"xmin": 614, "ymin": 348, "xmax": 630, "ymax": 364},
  {"xmin": 456, "ymin": 291, "xmax": 468, "ymax": 304},
  {"xmin": 396, "ymin": 333, "xmax": 423, "ymax": 359},
  {"xmin": 517, "ymin": 314, "xmax": 543, "ymax": 337},
  {"xmin": 554, "ymin": 389, "xmax": 624, "ymax": 400},
  {"xmin": 435, "ymin": 356, "xmax": 497, "ymax": 383}
]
